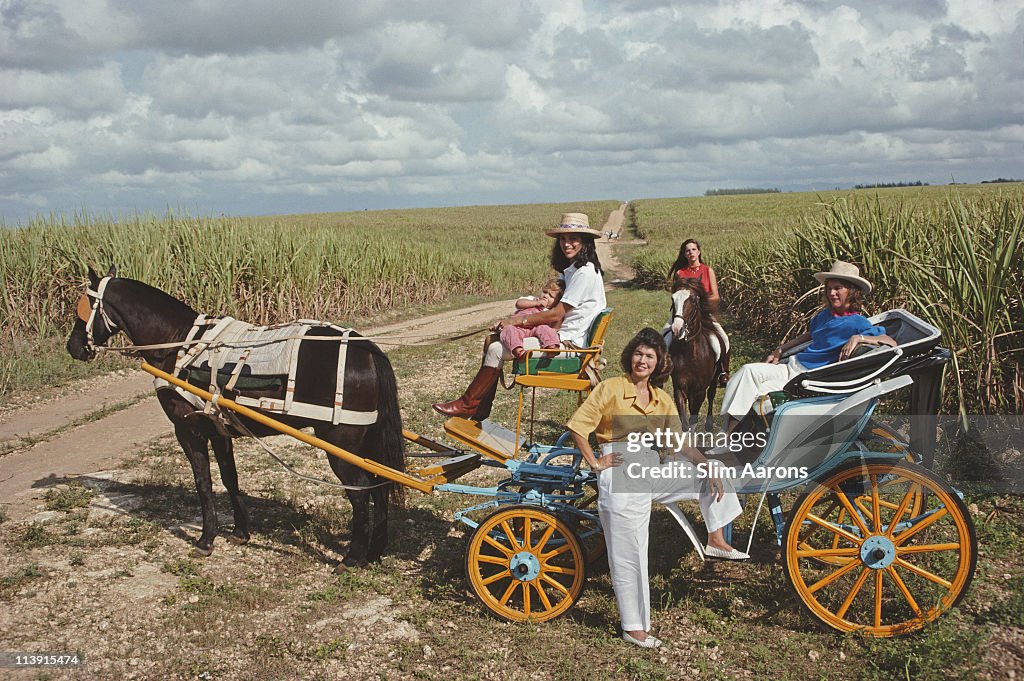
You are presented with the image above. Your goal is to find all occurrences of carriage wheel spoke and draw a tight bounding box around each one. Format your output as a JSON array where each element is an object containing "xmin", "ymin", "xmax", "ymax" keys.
[
  {"xmin": 894, "ymin": 557, "xmax": 953, "ymax": 589},
  {"xmin": 483, "ymin": 533, "xmax": 514, "ymax": 557},
  {"xmin": 898, "ymin": 542, "xmax": 961, "ymax": 555},
  {"xmin": 835, "ymin": 491, "xmax": 870, "ymax": 536},
  {"xmin": 534, "ymin": 582, "xmax": 554, "ymax": 611},
  {"xmin": 806, "ymin": 513, "xmax": 864, "ymax": 546},
  {"xmin": 540, "ymin": 563, "xmax": 577, "ymax": 577},
  {"xmin": 887, "ymin": 566, "xmax": 922, "ymax": 616},
  {"xmin": 523, "ymin": 518, "xmax": 532, "ymax": 550},
  {"xmin": 533, "ymin": 525, "xmax": 556, "ymax": 554},
  {"xmin": 808, "ymin": 557, "xmax": 861, "ymax": 594},
  {"xmin": 541, "ymin": 574, "xmax": 570, "ymax": 596},
  {"xmin": 481, "ymin": 569, "xmax": 512, "ymax": 587},
  {"xmin": 477, "ymin": 554, "xmax": 508, "ymax": 566},
  {"xmin": 894, "ymin": 507, "xmax": 948, "ymax": 545},
  {"xmin": 873, "ymin": 570, "xmax": 883, "ymax": 629},
  {"xmin": 541, "ymin": 543, "xmax": 572, "ymax": 560},
  {"xmin": 499, "ymin": 579, "xmax": 519, "ymax": 606},
  {"xmin": 870, "ymin": 474, "xmax": 882, "ymax": 531},
  {"xmin": 796, "ymin": 546, "xmax": 860, "ymax": 558},
  {"xmin": 500, "ymin": 521, "xmax": 522, "ymax": 552},
  {"xmin": 836, "ymin": 567, "xmax": 872, "ymax": 620},
  {"xmin": 521, "ymin": 582, "xmax": 531, "ymax": 616},
  {"xmin": 886, "ymin": 485, "xmax": 918, "ymax": 536}
]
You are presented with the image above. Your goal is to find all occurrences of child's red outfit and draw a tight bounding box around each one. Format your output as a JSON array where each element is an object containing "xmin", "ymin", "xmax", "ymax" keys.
[{"xmin": 500, "ymin": 306, "xmax": 561, "ymax": 359}]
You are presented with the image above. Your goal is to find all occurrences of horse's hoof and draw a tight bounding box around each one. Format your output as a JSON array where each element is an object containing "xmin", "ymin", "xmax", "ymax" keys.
[
  {"xmin": 227, "ymin": 534, "xmax": 250, "ymax": 546},
  {"xmin": 191, "ymin": 545, "xmax": 214, "ymax": 558}
]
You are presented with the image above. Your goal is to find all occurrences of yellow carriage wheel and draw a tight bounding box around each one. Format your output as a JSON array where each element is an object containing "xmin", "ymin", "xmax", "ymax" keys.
[
  {"xmin": 798, "ymin": 455, "xmax": 923, "ymax": 568},
  {"xmin": 783, "ymin": 461, "xmax": 976, "ymax": 637},
  {"xmin": 466, "ymin": 506, "xmax": 586, "ymax": 623}
]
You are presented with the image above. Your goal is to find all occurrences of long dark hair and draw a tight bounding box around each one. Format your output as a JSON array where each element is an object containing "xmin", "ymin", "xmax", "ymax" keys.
[
  {"xmin": 667, "ymin": 238, "xmax": 703, "ymax": 279},
  {"xmin": 550, "ymin": 235, "xmax": 603, "ymax": 274},
  {"xmin": 620, "ymin": 327, "xmax": 673, "ymax": 387}
]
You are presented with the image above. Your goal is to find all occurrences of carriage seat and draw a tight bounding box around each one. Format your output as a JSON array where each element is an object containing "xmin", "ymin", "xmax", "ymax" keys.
[
  {"xmin": 780, "ymin": 309, "xmax": 944, "ymax": 398},
  {"xmin": 511, "ymin": 307, "xmax": 614, "ymax": 391}
]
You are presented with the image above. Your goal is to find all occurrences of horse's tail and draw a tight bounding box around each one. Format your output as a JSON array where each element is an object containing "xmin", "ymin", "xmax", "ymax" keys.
[{"xmin": 367, "ymin": 345, "xmax": 406, "ymax": 507}]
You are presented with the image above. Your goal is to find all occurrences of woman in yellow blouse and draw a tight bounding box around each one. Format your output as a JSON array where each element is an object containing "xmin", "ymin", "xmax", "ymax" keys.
[{"xmin": 568, "ymin": 328, "xmax": 746, "ymax": 649}]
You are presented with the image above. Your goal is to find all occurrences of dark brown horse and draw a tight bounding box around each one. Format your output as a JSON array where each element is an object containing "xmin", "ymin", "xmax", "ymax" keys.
[
  {"xmin": 66, "ymin": 266, "xmax": 405, "ymax": 566},
  {"xmin": 666, "ymin": 277, "xmax": 720, "ymax": 430}
]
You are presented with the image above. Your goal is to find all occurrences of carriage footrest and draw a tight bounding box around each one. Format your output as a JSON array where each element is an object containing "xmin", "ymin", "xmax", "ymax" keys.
[{"xmin": 443, "ymin": 417, "xmax": 519, "ymax": 463}]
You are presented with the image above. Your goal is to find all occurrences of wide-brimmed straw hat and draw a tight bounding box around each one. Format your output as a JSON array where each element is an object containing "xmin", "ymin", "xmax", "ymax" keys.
[
  {"xmin": 813, "ymin": 260, "xmax": 873, "ymax": 295},
  {"xmin": 545, "ymin": 212, "xmax": 604, "ymax": 238}
]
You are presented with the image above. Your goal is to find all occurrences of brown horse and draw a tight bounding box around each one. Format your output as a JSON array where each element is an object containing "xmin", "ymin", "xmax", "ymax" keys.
[
  {"xmin": 665, "ymin": 277, "xmax": 720, "ymax": 430},
  {"xmin": 66, "ymin": 266, "xmax": 405, "ymax": 566}
]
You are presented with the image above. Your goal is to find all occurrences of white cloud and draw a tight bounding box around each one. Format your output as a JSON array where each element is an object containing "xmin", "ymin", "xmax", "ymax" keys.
[{"xmin": 0, "ymin": 0, "xmax": 1021, "ymax": 223}]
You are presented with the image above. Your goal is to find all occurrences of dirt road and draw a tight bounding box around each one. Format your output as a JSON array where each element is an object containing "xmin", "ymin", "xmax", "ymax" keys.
[{"xmin": 0, "ymin": 204, "xmax": 634, "ymax": 520}]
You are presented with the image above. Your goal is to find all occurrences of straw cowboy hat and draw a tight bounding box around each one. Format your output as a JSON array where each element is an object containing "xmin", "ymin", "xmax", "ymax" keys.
[
  {"xmin": 545, "ymin": 212, "xmax": 604, "ymax": 238},
  {"xmin": 813, "ymin": 260, "xmax": 873, "ymax": 295}
]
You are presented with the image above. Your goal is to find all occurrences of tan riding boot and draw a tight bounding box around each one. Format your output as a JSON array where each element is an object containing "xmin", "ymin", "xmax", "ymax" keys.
[{"xmin": 433, "ymin": 366, "xmax": 502, "ymax": 419}]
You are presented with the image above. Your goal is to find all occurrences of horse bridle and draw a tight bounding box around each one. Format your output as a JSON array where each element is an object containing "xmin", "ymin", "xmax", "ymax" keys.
[
  {"xmin": 671, "ymin": 289, "xmax": 702, "ymax": 342},
  {"xmin": 76, "ymin": 276, "xmax": 118, "ymax": 353}
]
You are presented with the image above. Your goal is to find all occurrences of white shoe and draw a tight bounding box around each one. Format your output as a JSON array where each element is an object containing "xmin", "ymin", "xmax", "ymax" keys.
[
  {"xmin": 704, "ymin": 544, "xmax": 749, "ymax": 560},
  {"xmin": 622, "ymin": 631, "xmax": 663, "ymax": 649}
]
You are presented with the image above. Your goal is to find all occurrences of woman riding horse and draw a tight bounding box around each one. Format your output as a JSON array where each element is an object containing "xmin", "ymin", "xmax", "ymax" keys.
[
  {"xmin": 667, "ymin": 238, "xmax": 730, "ymax": 385},
  {"xmin": 663, "ymin": 276, "xmax": 720, "ymax": 429},
  {"xmin": 66, "ymin": 266, "xmax": 405, "ymax": 566}
]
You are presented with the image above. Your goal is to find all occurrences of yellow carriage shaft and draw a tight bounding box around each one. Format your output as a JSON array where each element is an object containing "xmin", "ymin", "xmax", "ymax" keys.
[{"xmin": 141, "ymin": 361, "xmax": 447, "ymax": 493}]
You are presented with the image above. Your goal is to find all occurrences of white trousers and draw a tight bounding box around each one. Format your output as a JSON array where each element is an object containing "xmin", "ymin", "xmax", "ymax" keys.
[
  {"xmin": 719, "ymin": 357, "xmax": 807, "ymax": 419},
  {"xmin": 662, "ymin": 320, "xmax": 730, "ymax": 358},
  {"xmin": 597, "ymin": 446, "xmax": 742, "ymax": 632}
]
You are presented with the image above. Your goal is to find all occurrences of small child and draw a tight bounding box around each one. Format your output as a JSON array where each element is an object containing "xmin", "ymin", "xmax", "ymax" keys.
[{"xmin": 500, "ymin": 278, "xmax": 564, "ymax": 359}]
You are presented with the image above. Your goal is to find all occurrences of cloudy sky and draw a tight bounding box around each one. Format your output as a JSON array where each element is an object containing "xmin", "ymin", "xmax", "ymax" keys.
[{"xmin": 2, "ymin": 0, "xmax": 1021, "ymax": 224}]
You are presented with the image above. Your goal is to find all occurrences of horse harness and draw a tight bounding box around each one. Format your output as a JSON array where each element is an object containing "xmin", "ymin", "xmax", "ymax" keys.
[{"xmin": 75, "ymin": 275, "xmax": 118, "ymax": 355}]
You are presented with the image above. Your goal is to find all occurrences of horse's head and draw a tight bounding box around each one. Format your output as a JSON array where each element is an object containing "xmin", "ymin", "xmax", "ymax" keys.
[
  {"xmin": 669, "ymin": 277, "xmax": 709, "ymax": 341},
  {"xmin": 66, "ymin": 265, "xmax": 119, "ymax": 361}
]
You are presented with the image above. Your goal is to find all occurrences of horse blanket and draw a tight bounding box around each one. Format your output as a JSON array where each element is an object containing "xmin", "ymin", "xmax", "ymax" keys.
[{"xmin": 155, "ymin": 315, "xmax": 377, "ymax": 426}]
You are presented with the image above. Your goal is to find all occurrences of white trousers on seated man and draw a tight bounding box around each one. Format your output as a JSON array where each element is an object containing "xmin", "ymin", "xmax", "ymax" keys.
[
  {"xmin": 719, "ymin": 357, "xmax": 809, "ymax": 419},
  {"xmin": 597, "ymin": 444, "xmax": 742, "ymax": 633}
]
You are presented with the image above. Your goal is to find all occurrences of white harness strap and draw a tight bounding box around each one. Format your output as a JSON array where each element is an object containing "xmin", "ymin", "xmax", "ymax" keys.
[{"xmin": 83, "ymin": 276, "xmax": 116, "ymax": 351}]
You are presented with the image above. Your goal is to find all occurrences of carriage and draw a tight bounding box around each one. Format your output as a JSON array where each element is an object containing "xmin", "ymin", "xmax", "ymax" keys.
[{"xmin": 70, "ymin": 269, "xmax": 975, "ymax": 637}]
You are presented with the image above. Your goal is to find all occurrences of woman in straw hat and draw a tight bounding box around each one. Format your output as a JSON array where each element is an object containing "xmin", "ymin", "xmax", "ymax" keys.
[
  {"xmin": 720, "ymin": 260, "xmax": 897, "ymax": 432},
  {"xmin": 433, "ymin": 212, "xmax": 606, "ymax": 420}
]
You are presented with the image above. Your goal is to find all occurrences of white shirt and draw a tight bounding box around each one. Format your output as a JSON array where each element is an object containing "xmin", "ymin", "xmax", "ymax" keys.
[{"xmin": 558, "ymin": 262, "xmax": 606, "ymax": 346}]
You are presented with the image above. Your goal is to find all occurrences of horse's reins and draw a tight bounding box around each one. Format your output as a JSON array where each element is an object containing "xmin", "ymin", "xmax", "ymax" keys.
[
  {"xmin": 76, "ymin": 278, "xmax": 488, "ymax": 355},
  {"xmin": 76, "ymin": 278, "xmax": 436, "ymax": 493}
]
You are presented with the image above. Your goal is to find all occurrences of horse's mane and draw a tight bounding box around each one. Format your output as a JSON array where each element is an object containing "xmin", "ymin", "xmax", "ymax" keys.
[{"xmin": 671, "ymin": 276, "xmax": 715, "ymax": 326}]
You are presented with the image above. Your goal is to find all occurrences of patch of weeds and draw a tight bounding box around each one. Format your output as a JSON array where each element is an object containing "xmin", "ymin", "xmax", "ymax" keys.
[
  {"xmin": 311, "ymin": 638, "xmax": 347, "ymax": 661},
  {"xmin": 44, "ymin": 482, "xmax": 96, "ymax": 512},
  {"xmin": 13, "ymin": 523, "xmax": 56, "ymax": 549},
  {"xmin": 860, "ymin": 614, "xmax": 985, "ymax": 680},
  {"xmin": 0, "ymin": 504, "xmax": 7, "ymax": 524},
  {"xmin": 0, "ymin": 564, "xmax": 45, "ymax": 600},
  {"xmin": 615, "ymin": 657, "xmax": 670, "ymax": 681},
  {"xmin": 103, "ymin": 516, "xmax": 159, "ymax": 546},
  {"xmin": 163, "ymin": 558, "xmax": 200, "ymax": 577},
  {"xmin": 68, "ymin": 552, "xmax": 85, "ymax": 566}
]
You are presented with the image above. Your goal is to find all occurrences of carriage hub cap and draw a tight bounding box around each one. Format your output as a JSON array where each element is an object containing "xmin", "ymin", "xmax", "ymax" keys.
[
  {"xmin": 509, "ymin": 552, "xmax": 541, "ymax": 581},
  {"xmin": 860, "ymin": 535, "xmax": 896, "ymax": 569}
]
